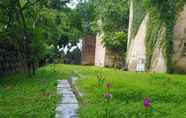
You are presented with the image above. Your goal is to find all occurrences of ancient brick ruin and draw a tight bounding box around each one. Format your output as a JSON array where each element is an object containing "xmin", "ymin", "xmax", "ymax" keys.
[
  {"xmin": 81, "ymin": 33, "xmax": 115, "ymax": 68},
  {"xmin": 81, "ymin": 35, "xmax": 96, "ymax": 65}
]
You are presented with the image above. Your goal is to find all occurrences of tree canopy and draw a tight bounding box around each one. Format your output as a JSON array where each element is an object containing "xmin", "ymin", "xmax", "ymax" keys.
[
  {"xmin": 0, "ymin": 0, "xmax": 129, "ymax": 75},
  {"xmin": 76, "ymin": 0, "xmax": 129, "ymax": 54},
  {"xmin": 0, "ymin": 0, "xmax": 83, "ymax": 76}
]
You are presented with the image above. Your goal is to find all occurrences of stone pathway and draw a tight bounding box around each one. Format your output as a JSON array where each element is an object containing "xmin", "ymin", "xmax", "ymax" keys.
[{"xmin": 56, "ymin": 79, "xmax": 79, "ymax": 118}]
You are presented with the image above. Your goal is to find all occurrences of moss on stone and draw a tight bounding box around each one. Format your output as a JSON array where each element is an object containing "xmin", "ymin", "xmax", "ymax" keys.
[
  {"xmin": 130, "ymin": 0, "xmax": 145, "ymax": 41},
  {"xmin": 144, "ymin": 0, "xmax": 186, "ymax": 72},
  {"xmin": 145, "ymin": 10, "xmax": 162, "ymax": 69}
]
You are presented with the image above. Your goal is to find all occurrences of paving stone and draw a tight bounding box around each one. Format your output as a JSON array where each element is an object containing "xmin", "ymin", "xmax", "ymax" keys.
[
  {"xmin": 56, "ymin": 104, "xmax": 79, "ymax": 118},
  {"xmin": 56, "ymin": 79, "xmax": 79, "ymax": 118},
  {"xmin": 61, "ymin": 95, "xmax": 78, "ymax": 104},
  {"xmin": 56, "ymin": 104, "xmax": 79, "ymax": 112},
  {"xmin": 62, "ymin": 93, "xmax": 75, "ymax": 97},
  {"xmin": 57, "ymin": 83, "xmax": 71, "ymax": 88},
  {"xmin": 57, "ymin": 88, "xmax": 73, "ymax": 95}
]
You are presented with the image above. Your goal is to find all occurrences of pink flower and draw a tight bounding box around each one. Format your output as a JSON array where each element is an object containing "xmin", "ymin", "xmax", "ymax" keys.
[
  {"xmin": 144, "ymin": 98, "xmax": 150, "ymax": 108},
  {"xmin": 104, "ymin": 93, "xmax": 112, "ymax": 100}
]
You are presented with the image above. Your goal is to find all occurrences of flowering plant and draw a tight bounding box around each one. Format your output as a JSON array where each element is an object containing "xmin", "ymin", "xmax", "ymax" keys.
[
  {"xmin": 104, "ymin": 83, "xmax": 112, "ymax": 117},
  {"xmin": 144, "ymin": 97, "xmax": 154, "ymax": 117},
  {"xmin": 144, "ymin": 98, "xmax": 150, "ymax": 109},
  {"xmin": 97, "ymin": 73, "xmax": 105, "ymax": 87}
]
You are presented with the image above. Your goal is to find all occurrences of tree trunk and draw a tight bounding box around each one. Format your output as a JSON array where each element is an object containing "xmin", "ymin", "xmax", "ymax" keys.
[
  {"xmin": 32, "ymin": 62, "xmax": 36, "ymax": 76},
  {"xmin": 16, "ymin": 0, "xmax": 33, "ymax": 77}
]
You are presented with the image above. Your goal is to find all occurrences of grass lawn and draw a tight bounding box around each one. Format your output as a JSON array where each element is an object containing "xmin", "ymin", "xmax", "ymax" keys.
[
  {"xmin": 73, "ymin": 65, "xmax": 186, "ymax": 118},
  {"xmin": 0, "ymin": 64, "xmax": 186, "ymax": 118},
  {"xmin": 0, "ymin": 64, "xmax": 69, "ymax": 118}
]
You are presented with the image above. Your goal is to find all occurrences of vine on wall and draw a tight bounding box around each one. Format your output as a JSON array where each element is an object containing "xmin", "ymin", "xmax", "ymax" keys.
[
  {"xmin": 129, "ymin": 0, "xmax": 145, "ymax": 42},
  {"xmin": 145, "ymin": 10, "xmax": 161, "ymax": 69},
  {"xmin": 143, "ymin": 0, "xmax": 186, "ymax": 71}
]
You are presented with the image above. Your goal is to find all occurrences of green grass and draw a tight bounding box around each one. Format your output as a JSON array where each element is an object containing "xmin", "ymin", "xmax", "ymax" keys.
[
  {"xmin": 1, "ymin": 64, "xmax": 186, "ymax": 118},
  {"xmin": 73, "ymin": 65, "xmax": 186, "ymax": 118},
  {"xmin": 0, "ymin": 64, "xmax": 70, "ymax": 118}
]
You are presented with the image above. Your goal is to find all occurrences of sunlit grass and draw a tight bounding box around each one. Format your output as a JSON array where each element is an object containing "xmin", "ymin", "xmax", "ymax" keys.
[
  {"xmin": 0, "ymin": 64, "xmax": 186, "ymax": 117},
  {"xmin": 74, "ymin": 65, "xmax": 186, "ymax": 118}
]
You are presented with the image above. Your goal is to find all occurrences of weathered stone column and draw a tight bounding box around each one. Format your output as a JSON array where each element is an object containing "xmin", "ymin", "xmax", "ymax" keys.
[
  {"xmin": 126, "ymin": 12, "xmax": 148, "ymax": 71},
  {"xmin": 172, "ymin": 4, "xmax": 186, "ymax": 73}
]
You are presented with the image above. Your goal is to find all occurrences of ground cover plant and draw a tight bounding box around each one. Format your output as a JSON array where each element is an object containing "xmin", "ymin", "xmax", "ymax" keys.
[
  {"xmin": 0, "ymin": 64, "xmax": 68, "ymax": 118},
  {"xmin": 1, "ymin": 64, "xmax": 186, "ymax": 117},
  {"xmin": 74, "ymin": 66, "xmax": 186, "ymax": 118}
]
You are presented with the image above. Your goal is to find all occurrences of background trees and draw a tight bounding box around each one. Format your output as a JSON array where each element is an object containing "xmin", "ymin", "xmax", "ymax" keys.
[
  {"xmin": 0, "ymin": 0, "xmax": 129, "ymax": 75},
  {"xmin": 96, "ymin": 0, "xmax": 129, "ymax": 54},
  {"xmin": 0, "ymin": 0, "xmax": 82, "ymax": 76},
  {"xmin": 76, "ymin": 0, "xmax": 129, "ymax": 66}
]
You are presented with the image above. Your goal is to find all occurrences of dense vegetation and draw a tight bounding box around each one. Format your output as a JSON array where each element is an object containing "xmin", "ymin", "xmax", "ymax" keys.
[
  {"xmin": 1, "ymin": 0, "xmax": 186, "ymax": 117},
  {"xmin": 96, "ymin": 0, "xmax": 129, "ymax": 54},
  {"xmin": 77, "ymin": 0, "xmax": 129, "ymax": 63},
  {"xmin": 0, "ymin": 0, "xmax": 130, "ymax": 75},
  {"xmin": 2, "ymin": 0, "xmax": 186, "ymax": 75},
  {"xmin": 0, "ymin": 0, "xmax": 82, "ymax": 76}
]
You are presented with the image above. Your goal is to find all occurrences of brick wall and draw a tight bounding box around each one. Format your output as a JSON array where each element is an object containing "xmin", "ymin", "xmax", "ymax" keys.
[{"xmin": 81, "ymin": 35, "xmax": 96, "ymax": 65}]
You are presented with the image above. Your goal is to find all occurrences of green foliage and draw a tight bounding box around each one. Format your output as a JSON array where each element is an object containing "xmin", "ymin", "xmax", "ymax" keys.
[
  {"xmin": 77, "ymin": 0, "xmax": 129, "ymax": 55},
  {"xmin": 145, "ymin": 0, "xmax": 177, "ymax": 71},
  {"xmin": 31, "ymin": 34, "xmax": 48, "ymax": 63},
  {"xmin": 0, "ymin": 0, "xmax": 83, "ymax": 75},
  {"xmin": 100, "ymin": 0, "xmax": 129, "ymax": 32},
  {"xmin": 103, "ymin": 32, "xmax": 127, "ymax": 53},
  {"xmin": 99, "ymin": 0, "xmax": 128, "ymax": 54},
  {"xmin": 145, "ymin": 9, "xmax": 162, "ymax": 69},
  {"xmin": 100, "ymin": 0, "xmax": 128, "ymax": 54},
  {"xmin": 76, "ymin": 0, "xmax": 96, "ymax": 35}
]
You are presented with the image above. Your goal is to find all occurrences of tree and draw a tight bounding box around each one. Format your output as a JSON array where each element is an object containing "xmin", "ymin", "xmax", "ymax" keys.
[
  {"xmin": 0, "ymin": 0, "xmax": 83, "ymax": 76},
  {"xmin": 77, "ymin": 0, "xmax": 129, "ymax": 67}
]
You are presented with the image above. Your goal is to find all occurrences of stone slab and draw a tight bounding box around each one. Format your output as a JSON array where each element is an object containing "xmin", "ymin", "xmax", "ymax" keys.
[
  {"xmin": 57, "ymin": 83, "xmax": 71, "ymax": 88},
  {"xmin": 57, "ymin": 88, "xmax": 73, "ymax": 95},
  {"xmin": 61, "ymin": 95, "xmax": 78, "ymax": 104},
  {"xmin": 56, "ymin": 104, "xmax": 79, "ymax": 118}
]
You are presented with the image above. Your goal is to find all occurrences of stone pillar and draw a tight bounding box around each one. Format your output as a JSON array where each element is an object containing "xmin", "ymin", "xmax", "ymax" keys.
[
  {"xmin": 127, "ymin": 0, "xmax": 134, "ymax": 47},
  {"xmin": 94, "ymin": 33, "xmax": 106, "ymax": 67},
  {"xmin": 172, "ymin": 4, "xmax": 186, "ymax": 73},
  {"xmin": 150, "ymin": 27, "xmax": 167, "ymax": 73},
  {"xmin": 94, "ymin": 33, "xmax": 114, "ymax": 67},
  {"xmin": 126, "ymin": 14, "xmax": 149, "ymax": 71}
]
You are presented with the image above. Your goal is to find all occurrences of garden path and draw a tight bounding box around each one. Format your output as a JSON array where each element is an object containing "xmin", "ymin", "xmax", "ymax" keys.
[{"xmin": 56, "ymin": 79, "xmax": 79, "ymax": 118}]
